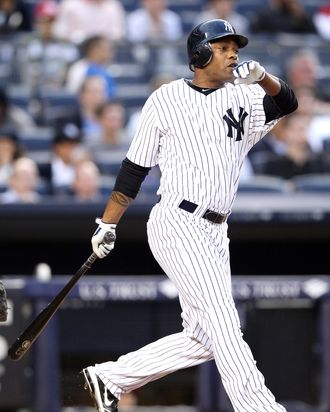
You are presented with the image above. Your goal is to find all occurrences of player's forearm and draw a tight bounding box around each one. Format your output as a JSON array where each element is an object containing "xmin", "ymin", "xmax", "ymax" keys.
[
  {"xmin": 101, "ymin": 157, "xmax": 151, "ymax": 224},
  {"xmin": 258, "ymin": 73, "xmax": 282, "ymax": 96},
  {"xmin": 102, "ymin": 191, "xmax": 133, "ymax": 224}
]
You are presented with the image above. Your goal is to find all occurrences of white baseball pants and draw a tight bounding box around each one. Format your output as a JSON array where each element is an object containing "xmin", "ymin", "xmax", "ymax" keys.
[{"xmin": 95, "ymin": 197, "xmax": 286, "ymax": 412}]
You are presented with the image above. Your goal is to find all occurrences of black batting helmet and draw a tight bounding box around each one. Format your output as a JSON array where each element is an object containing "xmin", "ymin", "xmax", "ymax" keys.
[{"xmin": 187, "ymin": 19, "xmax": 248, "ymax": 71}]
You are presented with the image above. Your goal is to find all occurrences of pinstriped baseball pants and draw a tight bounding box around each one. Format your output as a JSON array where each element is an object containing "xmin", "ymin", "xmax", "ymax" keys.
[{"xmin": 96, "ymin": 197, "xmax": 286, "ymax": 412}]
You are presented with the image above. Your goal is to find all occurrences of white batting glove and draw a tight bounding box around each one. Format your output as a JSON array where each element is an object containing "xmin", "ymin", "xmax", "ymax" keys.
[
  {"xmin": 233, "ymin": 60, "xmax": 266, "ymax": 85},
  {"xmin": 91, "ymin": 217, "xmax": 116, "ymax": 258}
]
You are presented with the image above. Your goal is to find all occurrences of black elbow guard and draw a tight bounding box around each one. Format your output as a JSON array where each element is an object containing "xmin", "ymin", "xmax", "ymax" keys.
[
  {"xmin": 272, "ymin": 79, "xmax": 298, "ymax": 115},
  {"xmin": 113, "ymin": 158, "xmax": 151, "ymax": 199}
]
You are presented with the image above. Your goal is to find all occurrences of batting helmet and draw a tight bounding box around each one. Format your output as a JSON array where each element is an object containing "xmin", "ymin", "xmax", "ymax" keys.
[{"xmin": 187, "ymin": 19, "xmax": 248, "ymax": 71}]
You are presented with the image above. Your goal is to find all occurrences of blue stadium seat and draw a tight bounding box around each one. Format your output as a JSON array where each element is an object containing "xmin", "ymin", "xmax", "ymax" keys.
[
  {"xmin": 117, "ymin": 83, "xmax": 149, "ymax": 110},
  {"xmin": 39, "ymin": 88, "xmax": 78, "ymax": 125},
  {"xmin": 19, "ymin": 127, "xmax": 54, "ymax": 151},
  {"xmin": 8, "ymin": 85, "xmax": 32, "ymax": 110},
  {"xmin": 291, "ymin": 174, "xmax": 330, "ymax": 193},
  {"xmin": 238, "ymin": 175, "xmax": 290, "ymax": 193},
  {"xmin": 109, "ymin": 62, "xmax": 147, "ymax": 83},
  {"xmin": 93, "ymin": 150, "xmax": 126, "ymax": 176},
  {"xmin": 100, "ymin": 175, "xmax": 116, "ymax": 196}
]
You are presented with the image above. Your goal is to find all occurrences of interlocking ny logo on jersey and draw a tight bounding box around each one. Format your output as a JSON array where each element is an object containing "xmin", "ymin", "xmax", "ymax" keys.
[{"xmin": 223, "ymin": 108, "xmax": 248, "ymax": 141}]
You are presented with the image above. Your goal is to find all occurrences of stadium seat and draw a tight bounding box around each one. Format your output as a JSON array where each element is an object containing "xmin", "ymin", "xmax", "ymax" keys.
[
  {"xmin": 38, "ymin": 88, "xmax": 79, "ymax": 126},
  {"xmin": 100, "ymin": 175, "xmax": 116, "ymax": 197},
  {"xmin": 19, "ymin": 127, "xmax": 54, "ymax": 151},
  {"xmin": 93, "ymin": 150, "xmax": 126, "ymax": 176},
  {"xmin": 291, "ymin": 174, "xmax": 330, "ymax": 193},
  {"xmin": 117, "ymin": 83, "xmax": 150, "ymax": 111},
  {"xmin": 238, "ymin": 175, "xmax": 290, "ymax": 193}
]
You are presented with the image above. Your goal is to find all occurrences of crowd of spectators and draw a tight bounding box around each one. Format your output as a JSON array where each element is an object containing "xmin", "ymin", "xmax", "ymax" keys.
[{"xmin": 0, "ymin": 0, "xmax": 330, "ymax": 203}]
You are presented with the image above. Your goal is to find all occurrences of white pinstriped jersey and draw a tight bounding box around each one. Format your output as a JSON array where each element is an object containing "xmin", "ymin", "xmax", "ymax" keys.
[{"xmin": 126, "ymin": 78, "xmax": 279, "ymax": 213}]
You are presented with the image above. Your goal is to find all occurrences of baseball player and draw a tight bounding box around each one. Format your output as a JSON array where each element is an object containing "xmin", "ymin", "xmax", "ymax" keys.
[{"xmin": 81, "ymin": 19, "xmax": 298, "ymax": 412}]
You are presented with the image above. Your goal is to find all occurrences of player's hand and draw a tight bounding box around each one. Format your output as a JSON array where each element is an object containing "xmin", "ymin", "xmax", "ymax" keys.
[
  {"xmin": 233, "ymin": 60, "xmax": 266, "ymax": 85},
  {"xmin": 91, "ymin": 217, "xmax": 116, "ymax": 258}
]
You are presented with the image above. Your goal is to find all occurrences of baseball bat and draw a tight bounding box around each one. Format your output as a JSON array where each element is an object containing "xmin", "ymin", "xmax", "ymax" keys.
[{"xmin": 8, "ymin": 232, "xmax": 115, "ymax": 361}]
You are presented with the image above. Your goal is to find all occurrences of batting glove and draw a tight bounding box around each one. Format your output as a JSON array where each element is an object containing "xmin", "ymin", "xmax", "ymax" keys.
[
  {"xmin": 91, "ymin": 217, "xmax": 116, "ymax": 258},
  {"xmin": 233, "ymin": 60, "xmax": 266, "ymax": 85}
]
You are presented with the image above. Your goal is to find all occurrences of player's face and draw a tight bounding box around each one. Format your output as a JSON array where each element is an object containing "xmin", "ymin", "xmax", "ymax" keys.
[{"xmin": 207, "ymin": 38, "xmax": 239, "ymax": 84}]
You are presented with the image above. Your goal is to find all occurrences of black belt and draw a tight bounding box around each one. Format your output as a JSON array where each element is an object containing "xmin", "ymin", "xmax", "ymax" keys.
[{"xmin": 179, "ymin": 199, "xmax": 227, "ymax": 224}]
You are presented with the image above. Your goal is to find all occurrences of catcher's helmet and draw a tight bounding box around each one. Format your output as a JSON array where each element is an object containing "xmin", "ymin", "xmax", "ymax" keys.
[{"xmin": 187, "ymin": 19, "xmax": 248, "ymax": 71}]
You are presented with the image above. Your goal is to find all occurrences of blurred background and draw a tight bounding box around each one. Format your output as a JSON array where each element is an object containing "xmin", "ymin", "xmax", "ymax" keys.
[{"xmin": 1, "ymin": 0, "xmax": 330, "ymax": 411}]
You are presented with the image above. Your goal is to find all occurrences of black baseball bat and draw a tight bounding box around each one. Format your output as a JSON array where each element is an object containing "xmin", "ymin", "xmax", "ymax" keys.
[{"xmin": 8, "ymin": 232, "xmax": 115, "ymax": 361}]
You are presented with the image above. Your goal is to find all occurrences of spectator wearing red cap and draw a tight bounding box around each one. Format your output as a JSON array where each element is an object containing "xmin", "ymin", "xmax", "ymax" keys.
[
  {"xmin": 313, "ymin": 5, "xmax": 330, "ymax": 40},
  {"xmin": 34, "ymin": 0, "xmax": 59, "ymax": 39},
  {"xmin": 17, "ymin": 0, "xmax": 79, "ymax": 89}
]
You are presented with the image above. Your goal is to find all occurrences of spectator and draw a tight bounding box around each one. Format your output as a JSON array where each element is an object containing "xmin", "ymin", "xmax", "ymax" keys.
[
  {"xmin": 0, "ymin": 0, "xmax": 33, "ymax": 35},
  {"xmin": 248, "ymin": 120, "xmax": 289, "ymax": 174},
  {"xmin": 313, "ymin": 5, "xmax": 330, "ymax": 41},
  {"xmin": 294, "ymin": 86, "xmax": 330, "ymax": 154},
  {"xmin": 126, "ymin": 0, "xmax": 183, "ymax": 72},
  {"xmin": 45, "ymin": 122, "xmax": 90, "ymax": 195},
  {"xmin": 250, "ymin": 0, "xmax": 316, "ymax": 34},
  {"xmin": 86, "ymin": 100, "xmax": 128, "ymax": 148},
  {"xmin": 53, "ymin": 0, "xmax": 126, "ymax": 44},
  {"xmin": 18, "ymin": 0, "xmax": 79, "ymax": 90},
  {"xmin": 70, "ymin": 159, "xmax": 103, "ymax": 201},
  {"xmin": 0, "ymin": 87, "xmax": 36, "ymax": 132},
  {"xmin": 73, "ymin": 75, "xmax": 109, "ymax": 138},
  {"xmin": 194, "ymin": 0, "xmax": 250, "ymax": 35},
  {"xmin": 0, "ymin": 157, "xmax": 41, "ymax": 203},
  {"xmin": 85, "ymin": 100, "xmax": 129, "ymax": 178},
  {"xmin": 250, "ymin": 85, "xmax": 330, "ymax": 164},
  {"xmin": 0, "ymin": 129, "xmax": 24, "ymax": 186},
  {"xmin": 65, "ymin": 35, "xmax": 117, "ymax": 98},
  {"xmin": 257, "ymin": 113, "xmax": 329, "ymax": 179},
  {"xmin": 285, "ymin": 49, "xmax": 330, "ymax": 102}
]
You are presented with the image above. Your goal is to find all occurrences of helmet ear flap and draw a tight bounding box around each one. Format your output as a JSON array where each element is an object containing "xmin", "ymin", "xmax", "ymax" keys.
[{"xmin": 190, "ymin": 42, "xmax": 213, "ymax": 70}]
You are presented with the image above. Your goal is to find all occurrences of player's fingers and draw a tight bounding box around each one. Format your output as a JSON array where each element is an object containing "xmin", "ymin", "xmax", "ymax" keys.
[
  {"xmin": 248, "ymin": 61, "xmax": 255, "ymax": 73},
  {"xmin": 235, "ymin": 65, "xmax": 245, "ymax": 79},
  {"xmin": 99, "ymin": 244, "xmax": 114, "ymax": 255},
  {"xmin": 236, "ymin": 63, "xmax": 249, "ymax": 79},
  {"xmin": 94, "ymin": 247, "xmax": 106, "ymax": 259},
  {"xmin": 233, "ymin": 63, "xmax": 245, "ymax": 78},
  {"xmin": 233, "ymin": 67, "xmax": 240, "ymax": 78},
  {"xmin": 242, "ymin": 62, "xmax": 251, "ymax": 78},
  {"xmin": 234, "ymin": 78, "xmax": 249, "ymax": 85}
]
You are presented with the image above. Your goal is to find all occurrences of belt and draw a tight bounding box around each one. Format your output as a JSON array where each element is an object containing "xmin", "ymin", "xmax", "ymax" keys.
[{"xmin": 179, "ymin": 199, "xmax": 227, "ymax": 224}]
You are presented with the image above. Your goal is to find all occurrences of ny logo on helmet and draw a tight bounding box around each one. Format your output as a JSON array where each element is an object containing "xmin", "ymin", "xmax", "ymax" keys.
[
  {"xmin": 223, "ymin": 108, "xmax": 248, "ymax": 141},
  {"xmin": 224, "ymin": 21, "xmax": 233, "ymax": 32}
]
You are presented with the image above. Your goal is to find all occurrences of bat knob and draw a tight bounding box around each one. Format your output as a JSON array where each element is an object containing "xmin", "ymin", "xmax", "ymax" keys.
[{"xmin": 103, "ymin": 231, "xmax": 116, "ymax": 244}]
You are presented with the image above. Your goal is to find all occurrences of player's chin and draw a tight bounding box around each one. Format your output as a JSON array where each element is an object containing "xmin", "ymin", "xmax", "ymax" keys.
[{"xmin": 224, "ymin": 70, "xmax": 235, "ymax": 83}]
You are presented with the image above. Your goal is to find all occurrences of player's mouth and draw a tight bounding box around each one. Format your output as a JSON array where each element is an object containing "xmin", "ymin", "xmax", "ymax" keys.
[{"xmin": 228, "ymin": 63, "xmax": 238, "ymax": 69}]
